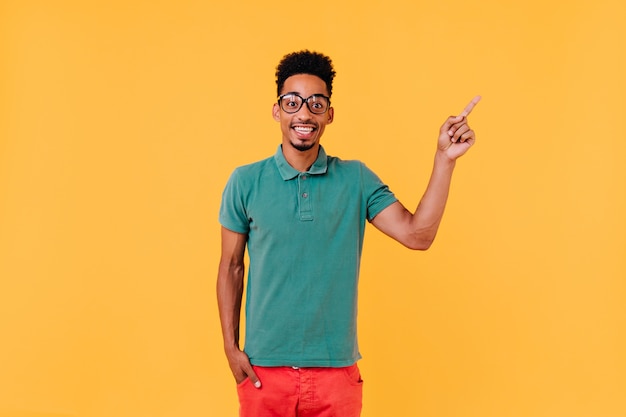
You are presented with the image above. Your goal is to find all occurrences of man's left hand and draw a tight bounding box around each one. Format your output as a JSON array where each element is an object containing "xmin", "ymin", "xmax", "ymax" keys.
[{"xmin": 437, "ymin": 95, "xmax": 481, "ymax": 160}]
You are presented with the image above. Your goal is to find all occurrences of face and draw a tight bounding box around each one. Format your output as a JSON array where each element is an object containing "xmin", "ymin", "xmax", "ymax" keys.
[{"xmin": 273, "ymin": 74, "xmax": 334, "ymax": 153}]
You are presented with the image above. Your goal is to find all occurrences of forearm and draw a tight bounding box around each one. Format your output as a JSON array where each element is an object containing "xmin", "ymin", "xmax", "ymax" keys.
[
  {"xmin": 216, "ymin": 256, "xmax": 260, "ymax": 385},
  {"xmin": 410, "ymin": 150, "xmax": 456, "ymax": 242},
  {"xmin": 216, "ymin": 261, "xmax": 245, "ymax": 352}
]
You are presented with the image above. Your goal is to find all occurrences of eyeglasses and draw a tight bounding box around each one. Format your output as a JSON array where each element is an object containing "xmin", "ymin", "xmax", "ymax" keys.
[{"xmin": 277, "ymin": 93, "xmax": 331, "ymax": 114}]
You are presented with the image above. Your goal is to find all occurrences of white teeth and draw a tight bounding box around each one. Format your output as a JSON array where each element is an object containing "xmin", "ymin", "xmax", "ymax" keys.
[{"xmin": 294, "ymin": 127, "xmax": 314, "ymax": 133}]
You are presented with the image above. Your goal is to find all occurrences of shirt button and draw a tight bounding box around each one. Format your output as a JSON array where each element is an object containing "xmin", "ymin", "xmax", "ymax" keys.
[
  {"xmin": 302, "ymin": 193, "xmax": 308, "ymax": 198},
  {"xmin": 301, "ymin": 175, "xmax": 307, "ymax": 180}
]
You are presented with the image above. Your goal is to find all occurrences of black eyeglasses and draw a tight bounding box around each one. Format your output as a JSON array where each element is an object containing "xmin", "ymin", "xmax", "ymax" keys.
[{"xmin": 277, "ymin": 93, "xmax": 331, "ymax": 114}]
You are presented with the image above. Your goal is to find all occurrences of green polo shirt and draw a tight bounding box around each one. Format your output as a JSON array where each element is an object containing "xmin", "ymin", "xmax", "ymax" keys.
[{"xmin": 219, "ymin": 145, "xmax": 397, "ymax": 367}]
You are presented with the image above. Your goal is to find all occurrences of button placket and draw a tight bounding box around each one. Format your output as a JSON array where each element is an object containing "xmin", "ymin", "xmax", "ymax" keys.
[{"xmin": 298, "ymin": 174, "xmax": 313, "ymax": 221}]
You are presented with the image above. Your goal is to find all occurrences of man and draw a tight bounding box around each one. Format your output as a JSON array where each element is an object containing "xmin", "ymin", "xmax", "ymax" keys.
[{"xmin": 217, "ymin": 50, "xmax": 480, "ymax": 417}]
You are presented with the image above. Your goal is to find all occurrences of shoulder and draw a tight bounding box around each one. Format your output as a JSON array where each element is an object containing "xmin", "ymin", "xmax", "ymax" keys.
[
  {"xmin": 222, "ymin": 156, "xmax": 276, "ymax": 197},
  {"xmin": 326, "ymin": 154, "xmax": 379, "ymax": 178},
  {"xmin": 326, "ymin": 154, "xmax": 367, "ymax": 171},
  {"xmin": 234, "ymin": 155, "xmax": 274, "ymax": 174},
  {"xmin": 228, "ymin": 155, "xmax": 275, "ymax": 181}
]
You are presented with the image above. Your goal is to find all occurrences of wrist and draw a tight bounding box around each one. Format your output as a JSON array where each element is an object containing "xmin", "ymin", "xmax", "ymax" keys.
[
  {"xmin": 434, "ymin": 149, "xmax": 457, "ymax": 167},
  {"xmin": 223, "ymin": 340, "xmax": 241, "ymax": 354}
]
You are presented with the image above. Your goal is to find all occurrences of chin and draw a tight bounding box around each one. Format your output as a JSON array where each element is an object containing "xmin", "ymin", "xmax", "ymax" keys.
[{"xmin": 290, "ymin": 140, "xmax": 317, "ymax": 152}]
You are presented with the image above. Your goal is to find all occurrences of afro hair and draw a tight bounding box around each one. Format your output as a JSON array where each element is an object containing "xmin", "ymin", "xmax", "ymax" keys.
[{"xmin": 275, "ymin": 50, "xmax": 336, "ymax": 97}]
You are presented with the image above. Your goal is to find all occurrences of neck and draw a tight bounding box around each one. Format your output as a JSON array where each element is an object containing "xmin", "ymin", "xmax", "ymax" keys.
[{"xmin": 282, "ymin": 143, "xmax": 320, "ymax": 172}]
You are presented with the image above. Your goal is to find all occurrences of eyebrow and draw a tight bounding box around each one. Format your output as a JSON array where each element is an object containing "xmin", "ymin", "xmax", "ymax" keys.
[{"xmin": 281, "ymin": 92, "xmax": 328, "ymax": 98}]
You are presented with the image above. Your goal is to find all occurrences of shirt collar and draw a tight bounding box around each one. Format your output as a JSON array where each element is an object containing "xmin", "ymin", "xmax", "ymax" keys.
[{"xmin": 274, "ymin": 145, "xmax": 328, "ymax": 180}]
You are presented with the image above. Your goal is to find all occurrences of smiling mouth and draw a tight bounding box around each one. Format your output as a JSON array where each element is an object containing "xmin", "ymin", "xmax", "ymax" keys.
[{"xmin": 293, "ymin": 126, "xmax": 315, "ymax": 134}]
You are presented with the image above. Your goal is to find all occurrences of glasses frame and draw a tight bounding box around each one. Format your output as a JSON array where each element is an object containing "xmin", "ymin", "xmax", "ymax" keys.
[{"xmin": 277, "ymin": 93, "xmax": 331, "ymax": 115}]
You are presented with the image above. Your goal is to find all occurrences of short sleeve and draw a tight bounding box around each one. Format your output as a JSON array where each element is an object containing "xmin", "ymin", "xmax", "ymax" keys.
[
  {"xmin": 360, "ymin": 163, "xmax": 398, "ymax": 221},
  {"xmin": 219, "ymin": 169, "xmax": 250, "ymax": 234}
]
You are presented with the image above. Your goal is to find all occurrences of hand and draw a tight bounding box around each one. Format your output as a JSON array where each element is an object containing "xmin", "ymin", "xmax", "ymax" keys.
[
  {"xmin": 437, "ymin": 95, "xmax": 481, "ymax": 161},
  {"xmin": 225, "ymin": 347, "xmax": 262, "ymax": 388}
]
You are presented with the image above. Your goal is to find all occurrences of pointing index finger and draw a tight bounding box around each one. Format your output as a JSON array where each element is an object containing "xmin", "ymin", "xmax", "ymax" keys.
[{"xmin": 459, "ymin": 95, "xmax": 482, "ymax": 117}]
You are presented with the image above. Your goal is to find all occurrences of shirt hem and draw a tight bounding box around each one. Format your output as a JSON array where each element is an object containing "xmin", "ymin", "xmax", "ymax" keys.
[{"xmin": 250, "ymin": 357, "xmax": 361, "ymax": 368}]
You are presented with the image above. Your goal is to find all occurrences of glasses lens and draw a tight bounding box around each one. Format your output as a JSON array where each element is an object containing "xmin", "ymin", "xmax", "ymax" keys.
[
  {"xmin": 306, "ymin": 95, "xmax": 329, "ymax": 114},
  {"xmin": 280, "ymin": 94, "xmax": 303, "ymax": 113}
]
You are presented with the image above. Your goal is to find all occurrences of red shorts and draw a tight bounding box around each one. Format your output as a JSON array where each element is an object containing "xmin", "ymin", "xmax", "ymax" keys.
[{"xmin": 237, "ymin": 364, "xmax": 363, "ymax": 417}]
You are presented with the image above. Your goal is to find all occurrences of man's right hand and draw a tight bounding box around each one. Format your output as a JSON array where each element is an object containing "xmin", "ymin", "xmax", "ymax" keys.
[{"xmin": 226, "ymin": 347, "xmax": 262, "ymax": 388}]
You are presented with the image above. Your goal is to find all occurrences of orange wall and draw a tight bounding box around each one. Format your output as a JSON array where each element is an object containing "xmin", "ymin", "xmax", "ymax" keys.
[{"xmin": 1, "ymin": 1, "xmax": 625, "ymax": 416}]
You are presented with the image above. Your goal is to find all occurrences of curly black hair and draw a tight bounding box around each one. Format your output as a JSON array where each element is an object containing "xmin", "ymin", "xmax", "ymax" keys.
[{"xmin": 275, "ymin": 50, "xmax": 336, "ymax": 97}]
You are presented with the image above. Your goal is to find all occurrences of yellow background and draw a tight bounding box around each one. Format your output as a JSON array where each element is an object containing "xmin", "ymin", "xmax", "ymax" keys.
[{"xmin": 1, "ymin": 0, "xmax": 625, "ymax": 416}]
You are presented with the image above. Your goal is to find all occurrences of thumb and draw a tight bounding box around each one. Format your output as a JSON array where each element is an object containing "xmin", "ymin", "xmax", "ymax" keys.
[{"xmin": 441, "ymin": 115, "xmax": 463, "ymax": 134}]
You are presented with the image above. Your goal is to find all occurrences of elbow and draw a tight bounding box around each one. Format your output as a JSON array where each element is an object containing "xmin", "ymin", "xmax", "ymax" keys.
[
  {"xmin": 219, "ymin": 261, "xmax": 245, "ymax": 278},
  {"xmin": 403, "ymin": 232, "xmax": 436, "ymax": 251},
  {"xmin": 405, "ymin": 239, "xmax": 433, "ymax": 251},
  {"xmin": 217, "ymin": 259, "xmax": 246, "ymax": 285}
]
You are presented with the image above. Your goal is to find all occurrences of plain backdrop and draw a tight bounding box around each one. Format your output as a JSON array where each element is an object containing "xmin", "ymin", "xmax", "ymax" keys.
[{"xmin": 1, "ymin": 1, "xmax": 625, "ymax": 416}]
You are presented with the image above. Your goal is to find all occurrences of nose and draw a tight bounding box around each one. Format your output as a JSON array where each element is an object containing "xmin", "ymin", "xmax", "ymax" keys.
[{"xmin": 295, "ymin": 102, "xmax": 315, "ymax": 118}]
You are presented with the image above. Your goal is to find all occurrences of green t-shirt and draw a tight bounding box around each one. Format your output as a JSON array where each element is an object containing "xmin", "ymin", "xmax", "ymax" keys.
[{"xmin": 219, "ymin": 145, "xmax": 397, "ymax": 367}]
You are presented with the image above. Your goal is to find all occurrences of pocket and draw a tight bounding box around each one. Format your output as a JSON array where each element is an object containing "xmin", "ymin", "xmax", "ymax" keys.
[
  {"xmin": 342, "ymin": 363, "xmax": 363, "ymax": 386},
  {"xmin": 236, "ymin": 376, "xmax": 251, "ymax": 388}
]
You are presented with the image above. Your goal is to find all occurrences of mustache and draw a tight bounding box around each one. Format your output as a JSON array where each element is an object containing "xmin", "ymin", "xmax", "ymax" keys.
[{"xmin": 291, "ymin": 120, "xmax": 318, "ymax": 128}]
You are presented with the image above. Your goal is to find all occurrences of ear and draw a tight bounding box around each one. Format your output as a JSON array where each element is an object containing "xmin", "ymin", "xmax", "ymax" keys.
[
  {"xmin": 327, "ymin": 107, "xmax": 334, "ymax": 124},
  {"xmin": 272, "ymin": 103, "xmax": 280, "ymax": 121}
]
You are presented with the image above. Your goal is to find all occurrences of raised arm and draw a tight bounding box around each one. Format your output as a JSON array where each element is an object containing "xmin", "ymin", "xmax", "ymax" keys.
[
  {"xmin": 216, "ymin": 226, "xmax": 261, "ymax": 388},
  {"xmin": 371, "ymin": 96, "xmax": 481, "ymax": 250}
]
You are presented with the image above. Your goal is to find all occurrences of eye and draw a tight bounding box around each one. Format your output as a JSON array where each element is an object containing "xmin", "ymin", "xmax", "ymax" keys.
[{"xmin": 282, "ymin": 95, "xmax": 301, "ymax": 107}]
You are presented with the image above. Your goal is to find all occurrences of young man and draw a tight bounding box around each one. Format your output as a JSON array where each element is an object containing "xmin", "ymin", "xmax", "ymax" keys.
[{"xmin": 217, "ymin": 50, "xmax": 480, "ymax": 417}]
